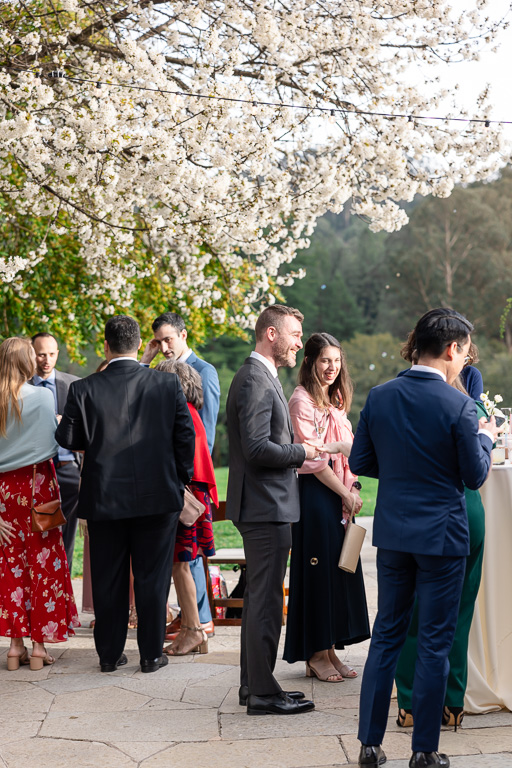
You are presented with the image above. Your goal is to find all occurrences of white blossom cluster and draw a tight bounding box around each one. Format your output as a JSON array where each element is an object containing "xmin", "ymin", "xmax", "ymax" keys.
[{"xmin": 0, "ymin": 0, "xmax": 510, "ymax": 324}]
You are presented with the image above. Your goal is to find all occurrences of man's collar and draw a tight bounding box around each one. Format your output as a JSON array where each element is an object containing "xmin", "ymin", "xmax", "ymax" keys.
[
  {"xmin": 177, "ymin": 347, "xmax": 192, "ymax": 363},
  {"xmin": 108, "ymin": 356, "xmax": 139, "ymax": 364},
  {"xmin": 250, "ymin": 350, "xmax": 278, "ymax": 378},
  {"xmin": 33, "ymin": 369, "xmax": 56, "ymax": 385},
  {"xmin": 410, "ymin": 364, "xmax": 447, "ymax": 382}
]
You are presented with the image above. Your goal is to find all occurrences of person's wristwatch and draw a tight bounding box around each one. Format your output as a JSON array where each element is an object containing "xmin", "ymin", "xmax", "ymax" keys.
[{"xmin": 351, "ymin": 481, "xmax": 362, "ymax": 491}]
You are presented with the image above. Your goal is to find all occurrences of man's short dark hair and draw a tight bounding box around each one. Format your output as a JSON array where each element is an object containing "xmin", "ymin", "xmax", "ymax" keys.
[
  {"xmin": 414, "ymin": 308, "xmax": 473, "ymax": 359},
  {"xmin": 31, "ymin": 332, "xmax": 58, "ymax": 345},
  {"xmin": 254, "ymin": 305, "xmax": 304, "ymax": 342},
  {"xmin": 105, "ymin": 316, "xmax": 141, "ymax": 354},
  {"xmin": 152, "ymin": 312, "xmax": 186, "ymax": 334}
]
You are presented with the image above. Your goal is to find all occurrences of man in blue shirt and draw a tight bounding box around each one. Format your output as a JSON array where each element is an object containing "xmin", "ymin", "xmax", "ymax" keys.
[
  {"xmin": 141, "ymin": 312, "xmax": 220, "ymax": 634},
  {"xmin": 30, "ymin": 333, "xmax": 80, "ymax": 570}
]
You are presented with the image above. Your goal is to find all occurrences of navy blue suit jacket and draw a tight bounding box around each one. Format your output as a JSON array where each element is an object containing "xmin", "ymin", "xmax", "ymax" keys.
[{"xmin": 349, "ymin": 369, "xmax": 492, "ymax": 557}]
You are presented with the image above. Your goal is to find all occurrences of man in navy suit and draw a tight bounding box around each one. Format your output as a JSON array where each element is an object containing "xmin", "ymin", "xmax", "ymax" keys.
[
  {"xmin": 140, "ymin": 311, "xmax": 221, "ymax": 634},
  {"xmin": 349, "ymin": 308, "xmax": 498, "ymax": 768}
]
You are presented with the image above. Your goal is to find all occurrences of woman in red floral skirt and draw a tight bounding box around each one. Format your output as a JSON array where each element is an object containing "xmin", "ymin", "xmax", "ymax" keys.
[{"xmin": 0, "ymin": 338, "xmax": 79, "ymax": 670}]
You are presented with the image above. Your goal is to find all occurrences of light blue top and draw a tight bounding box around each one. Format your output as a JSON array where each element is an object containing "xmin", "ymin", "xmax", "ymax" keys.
[{"xmin": 0, "ymin": 383, "xmax": 59, "ymax": 473}]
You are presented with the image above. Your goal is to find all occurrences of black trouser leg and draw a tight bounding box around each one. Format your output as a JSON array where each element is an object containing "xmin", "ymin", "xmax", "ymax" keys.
[
  {"xmin": 88, "ymin": 519, "xmax": 131, "ymax": 665},
  {"xmin": 56, "ymin": 462, "xmax": 80, "ymax": 571},
  {"xmin": 235, "ymin": 521, "xmax": 291, "ymax": 696},
  {"xmin": 129, "ymin": 513, "xmax": 179, "ymax": 661}
]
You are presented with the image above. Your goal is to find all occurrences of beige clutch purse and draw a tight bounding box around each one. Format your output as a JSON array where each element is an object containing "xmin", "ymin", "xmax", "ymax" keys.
[{"xmin": 338, "ymin": 499, "xmax": 366, "ymax": 573}]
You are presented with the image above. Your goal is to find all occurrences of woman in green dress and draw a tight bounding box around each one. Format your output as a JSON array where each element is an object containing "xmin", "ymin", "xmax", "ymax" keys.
[{"xmin": 395, "ymin": 339, "xmax": 488, "ymax": 731}]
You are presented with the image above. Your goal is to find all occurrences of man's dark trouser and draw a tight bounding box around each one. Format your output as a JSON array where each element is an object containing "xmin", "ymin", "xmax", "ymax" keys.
[
  {"xmin": 358, "ymin": 548, "xmax": 466, "ymax": 753},
  {"xmin": 88, "ymin": 513, "xmax": 179, "ymax": 665},
  {"xmin": 235, "ymin": 521, "xmax": 291, "ymax": 696},
  {"xmin": 56, "ymin": 461, "xmax": 81, "ymax": 571}
]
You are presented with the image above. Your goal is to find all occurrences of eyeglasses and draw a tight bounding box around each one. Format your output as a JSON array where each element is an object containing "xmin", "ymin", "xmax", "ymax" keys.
[{"xmin": 463, "ymin": 355, "xmax": 473, "ymax": 366}]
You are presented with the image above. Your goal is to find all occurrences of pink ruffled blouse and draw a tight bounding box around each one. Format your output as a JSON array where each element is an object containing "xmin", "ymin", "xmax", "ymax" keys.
[{"xmin": 288, "ymin": 385, "xmax": 358, "ymax": 491}]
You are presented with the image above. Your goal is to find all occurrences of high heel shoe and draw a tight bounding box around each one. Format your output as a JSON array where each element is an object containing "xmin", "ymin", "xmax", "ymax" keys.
[
  {"xmin": 306, "ymin": 660, "xmax": 343, "ymax": 683},
  {"xmin": 29, "ymin": 651, "xmax": 55, "ymax": 670},
  {"xmin": 442, "ymin": 705, "xmax": 464, "ymax": 731},
  {"xmin": 163, "ymin": 625, "xmax": 208, "ymax": 656},
  {"xmin": 6, "ymin": 647, "xmax": 29, "ymax": 671},
  {"xmin": 397, "ymin": 708, "xmax": 414, "ymax": 727}
]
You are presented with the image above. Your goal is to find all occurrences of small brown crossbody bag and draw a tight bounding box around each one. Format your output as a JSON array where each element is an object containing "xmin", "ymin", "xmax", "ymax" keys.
[{"xmin": 31, "ymin": 461, "xmax": 66, "ymax": 533}]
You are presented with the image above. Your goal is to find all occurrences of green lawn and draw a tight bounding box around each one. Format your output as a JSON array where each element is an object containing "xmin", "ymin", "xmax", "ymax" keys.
[{"xmin": 71, "ymin": 469, "xmax": 377, "ymax": 577}]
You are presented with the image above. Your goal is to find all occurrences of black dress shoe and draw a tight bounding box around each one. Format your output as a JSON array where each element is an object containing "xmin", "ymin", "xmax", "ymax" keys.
[
  {"xmin": 247, "ymin": 692, "xmax": 314, "ymax": 716},
  {"xmin": 358, "ymin": 745, "xmax": 387, "ymax": 766},
  {"xmin": 140, "ymin": 655, "xmax": 169, "ymax": 673},
  {"xmin": 100, "ymin": 653, "xmax": 128, "ymax": 673},
  {"xmin": 238, "ymin": 685, "xmax": 305, "ymax": 706},
  {"xmin": 409, "ymin": 753, "xmax": 450, "ymax": 768}
]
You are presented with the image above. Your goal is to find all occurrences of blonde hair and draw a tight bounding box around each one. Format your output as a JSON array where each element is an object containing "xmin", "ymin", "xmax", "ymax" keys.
[{"xmin": 0, "ymin": 337, "xmax": 35, "ymax": 437}]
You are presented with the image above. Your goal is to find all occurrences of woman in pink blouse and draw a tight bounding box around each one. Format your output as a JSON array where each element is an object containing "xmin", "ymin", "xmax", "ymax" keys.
[{"xmin": 283, "ymin": 333, "xmax": 370, "ymax": 682}]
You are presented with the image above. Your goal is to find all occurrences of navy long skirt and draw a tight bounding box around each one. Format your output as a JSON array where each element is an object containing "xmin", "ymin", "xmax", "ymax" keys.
[{"xmin": 283, "ymin": 473, "xmax": 370, "ymax": 663}]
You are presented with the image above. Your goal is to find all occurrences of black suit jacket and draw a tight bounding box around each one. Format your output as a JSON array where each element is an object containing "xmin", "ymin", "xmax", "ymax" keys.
[
  {"xmin": 55, "ymin": 360, "xmax": 195, "ymax": 522},
  {"xmin": 225, "ymin": 356, "xmax": 305, "ymax": 523}
]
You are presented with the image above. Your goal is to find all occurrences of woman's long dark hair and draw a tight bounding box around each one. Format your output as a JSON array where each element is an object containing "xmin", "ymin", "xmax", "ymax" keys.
[{"xmin": 298, "ymin": 332, "xmax": 353, "ymax": 412}]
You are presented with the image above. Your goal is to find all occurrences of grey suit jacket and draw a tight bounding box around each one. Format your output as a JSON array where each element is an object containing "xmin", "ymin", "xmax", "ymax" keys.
[
  {"xmin": 225, "ymin": 357, "xmax": 305, "ymax": 523},
  {"xmin": 29, "ymin": 369, "xmax": 80, "ymax": 414}
]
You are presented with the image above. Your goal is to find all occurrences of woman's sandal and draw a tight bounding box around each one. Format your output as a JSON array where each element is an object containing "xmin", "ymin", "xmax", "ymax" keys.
[
  {"xmin": 306, "ymin": 660, "xmax": 344, "ymax": 683},
  {"xmin": 328, "ymin": 649, "xmax": 358, "ymax": 679},
  {"xmin": 397, "ymin": 708, "xmax": 414, "ymax": 727},
  {"xmin": 163, "ymin": 625, "xmax": 208, "ymax": 656},
  {"xmin": 6, "ymin": 647, "xmax": 30, "ymax": 671},
  {"xmin": 337, "ymin": 663, "xmax": 358, "ymax": 679},
  {"xmin": 442, "ymin": 706, "xmax": 464, "ymax": 732},
  {"xmin": 29, "ymin": 651, "xmax": 55, "ymax": 671}
]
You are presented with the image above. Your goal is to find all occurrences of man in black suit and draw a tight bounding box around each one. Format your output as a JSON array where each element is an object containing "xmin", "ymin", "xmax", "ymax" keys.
[
  {"xmin": 30, "ymin": 332, "xmax": 81, "ymax": 569},
  {"xmin": 56, "ymin": 316, "xmax": 195, "ymax": 673},
  {"xmin": 226, "ymin": 305, "xmax": 317, "ymax": 716}
]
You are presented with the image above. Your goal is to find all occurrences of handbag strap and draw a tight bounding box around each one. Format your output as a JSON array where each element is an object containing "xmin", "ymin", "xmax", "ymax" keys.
[{"xmin": 31, "ymin": 463, "xmax": 36, "ymax": 508}]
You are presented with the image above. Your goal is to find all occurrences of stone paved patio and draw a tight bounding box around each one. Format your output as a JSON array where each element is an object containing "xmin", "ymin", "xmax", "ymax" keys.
[{"xmin": 0, "ymin": 519, "xmax": 510, "ymax": 768}]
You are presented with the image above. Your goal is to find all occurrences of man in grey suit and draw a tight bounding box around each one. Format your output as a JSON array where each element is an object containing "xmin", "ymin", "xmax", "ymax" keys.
[
  {"xmin": 226, "ymin": 305, "xmax": 317, "ymax": 716},
  {"xmin": 30, "ymin": 332, "xmax": 80, "ymax": 569}
]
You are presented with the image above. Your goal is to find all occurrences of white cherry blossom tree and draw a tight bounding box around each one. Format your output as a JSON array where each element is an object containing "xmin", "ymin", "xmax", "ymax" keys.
[{"xmin": 0, "ymin": 0, "xmax": 510, "ymax": 342}]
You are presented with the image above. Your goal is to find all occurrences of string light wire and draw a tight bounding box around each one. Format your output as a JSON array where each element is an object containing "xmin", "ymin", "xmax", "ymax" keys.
[{"xmin": 4, "ymin": 66, "xmax": 511, "ymax": 127}]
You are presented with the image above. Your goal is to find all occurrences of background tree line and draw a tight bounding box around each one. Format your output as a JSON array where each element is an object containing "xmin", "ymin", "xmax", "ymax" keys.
[{"xmin": 201, "ymin": 170, "xmax": 512, "ymax": 465}]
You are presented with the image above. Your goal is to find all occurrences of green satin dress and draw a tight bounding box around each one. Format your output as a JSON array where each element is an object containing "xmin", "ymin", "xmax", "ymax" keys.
[{"xmin": 395, "ymin": 399, "xmax": 488, "ymax": 709}]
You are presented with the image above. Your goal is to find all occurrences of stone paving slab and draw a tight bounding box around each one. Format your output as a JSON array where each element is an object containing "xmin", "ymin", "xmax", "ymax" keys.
[
  {"xmin": 50, "ymin": 685, "xmax": 151, "ymax": 713},
  {"xmin": 0, "ymin": 738, "xmax": 136, "ymax": 768},
  {"xmin": 40, "ymin": 706, "xmax": 220, "ymax": 743},
  {"xmin": 140, "ymin": 736, "xmax": 348, "ymax": 768}
]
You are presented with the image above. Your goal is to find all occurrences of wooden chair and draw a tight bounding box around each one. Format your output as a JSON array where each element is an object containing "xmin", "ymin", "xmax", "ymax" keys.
[
  {"xmin": 203, "ymin": 500, "xmax": 288, "ymax": 627},
  {"xmin": 203, "ymin": 500, "xmax": 246, "ymax": 626}
]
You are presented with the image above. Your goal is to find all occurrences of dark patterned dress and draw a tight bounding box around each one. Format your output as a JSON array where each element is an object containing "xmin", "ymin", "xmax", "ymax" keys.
[
  {"xmin": 173, "ymin": 404, "xmax": 217, "ymax": 563},
  {"xmin": 0, "ymin": 460, "xmax": 80, "ymax": 642}
]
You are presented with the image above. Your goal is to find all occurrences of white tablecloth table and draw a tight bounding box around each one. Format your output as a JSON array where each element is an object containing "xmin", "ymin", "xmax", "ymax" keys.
[{"xmin": 466, "ymin": 465, "xmax": 512, "ymax": 713}]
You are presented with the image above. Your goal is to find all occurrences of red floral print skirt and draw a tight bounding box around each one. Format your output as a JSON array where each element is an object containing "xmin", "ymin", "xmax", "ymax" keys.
[{"xmin": 0, "ymin": 461, "xmax": 80, "ymax": 643}]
